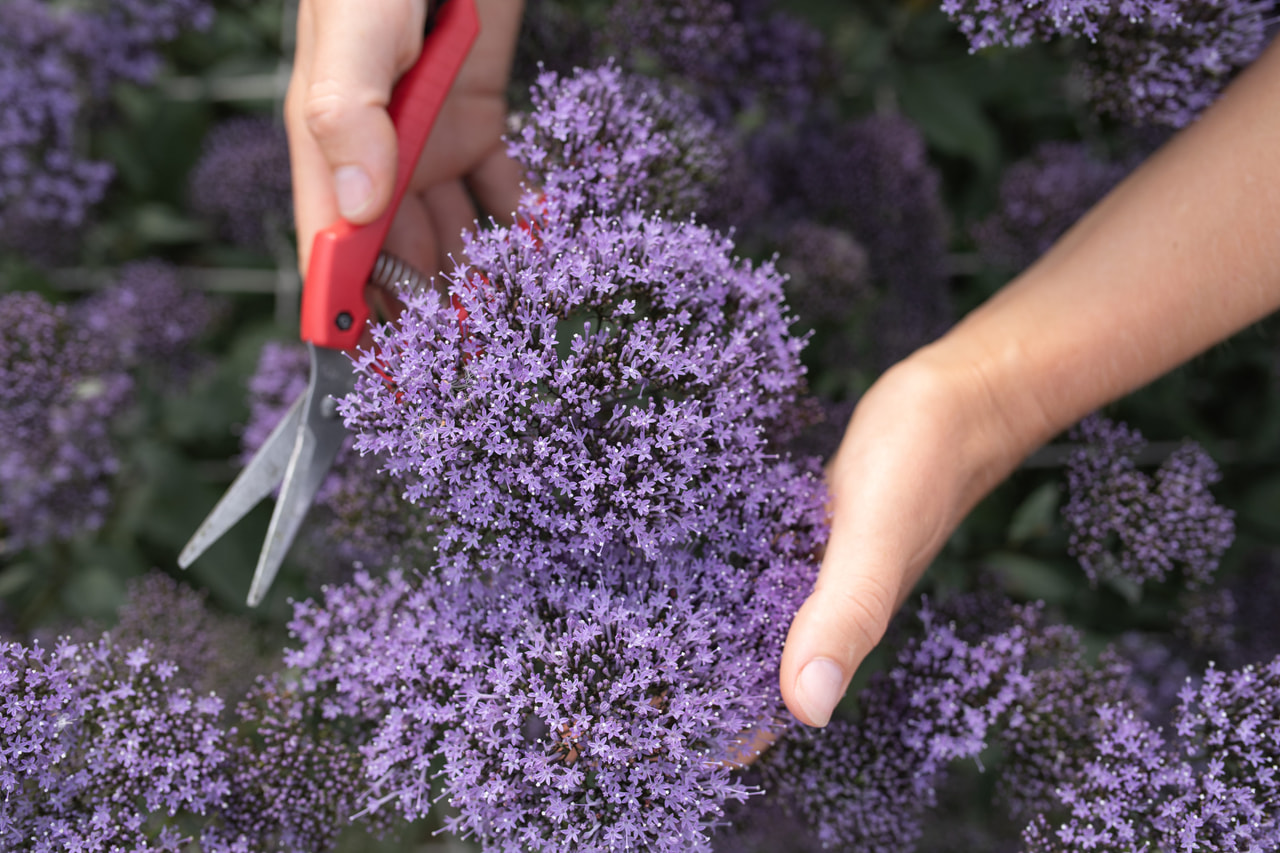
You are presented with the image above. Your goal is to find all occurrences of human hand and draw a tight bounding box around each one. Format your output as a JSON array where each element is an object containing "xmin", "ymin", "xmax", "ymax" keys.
[
  {"xmin": 285, "ymin": 0, "xmax": 526, "ymax": 277},
  {"xmin": 778, "ymin": 354, "xmax": 1027, "ymax": 727}
]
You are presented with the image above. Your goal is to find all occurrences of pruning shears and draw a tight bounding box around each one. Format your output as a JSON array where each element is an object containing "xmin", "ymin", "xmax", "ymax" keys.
[{"xmin": 178, "ymin": 0, "xmax": 480, "ymax": 605}]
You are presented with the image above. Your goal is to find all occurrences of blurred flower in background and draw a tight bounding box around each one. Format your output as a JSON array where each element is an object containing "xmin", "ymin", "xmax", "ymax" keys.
[{"xmin": 190, "ymin": 116, "xmax": 293, "ymax": 251}]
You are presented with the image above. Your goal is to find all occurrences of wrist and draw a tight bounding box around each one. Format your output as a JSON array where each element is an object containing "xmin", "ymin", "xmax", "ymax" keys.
[{"xmin": 891, "ymin": 336, "xmax": 1049, "ymax": 505}]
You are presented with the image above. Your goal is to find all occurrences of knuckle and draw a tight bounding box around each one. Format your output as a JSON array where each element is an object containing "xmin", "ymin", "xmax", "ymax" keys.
[
  {"xmin": 826, "ymin": 574, "xmax": 897, "ymax": 655},
  {"xmin": 300, "ymin": 78, "xmax": 360, "ymax": 142}
]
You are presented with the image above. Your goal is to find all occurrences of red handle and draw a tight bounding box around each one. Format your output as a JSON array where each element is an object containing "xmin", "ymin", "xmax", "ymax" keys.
[{"xmin": 301, "ymin": 0, "xmax": 480, "ymax": 350}]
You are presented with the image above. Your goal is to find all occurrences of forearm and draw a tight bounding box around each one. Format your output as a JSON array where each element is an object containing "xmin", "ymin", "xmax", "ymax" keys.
[{"xmin": 917, "ymin": 36, "xmax": 1280, "ymax": 484}]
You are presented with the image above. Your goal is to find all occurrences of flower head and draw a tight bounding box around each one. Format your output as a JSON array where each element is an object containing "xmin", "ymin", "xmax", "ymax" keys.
[
  {"xmin": 974, "ymin": 142, "xmax": 1128, "ymax": 271},
  {"xmin": 762, "ymin": 597, "xmax": 1040, "ymax": 851},
  {"xmin": 1, "ymin": 637, "xmax": 228, "ymax": 851},
  {"xmin": 0, "ymin": 292, "xmax": 132, "ymax": 549},
  {"xmin": 510, "ymin": 63, "xmax": 732, "ymax": 222},
  {"xmin": 941, "ymin": 0, "xmax": 1269, "ymax": 127},
  {"xmin": 342, "ymin": 205, "xmax": 808, "ymax": 573},
  {"xmin": 1024, "ymin": 657, "xmax": 1280, "ymax": 852},
  {"xmin": 76, "ymin": 260, "xmax": 214, "ymax": 376},
  {"xmin": 190, "ymin": 116, "xmax": 293, "ymax": 250},
  {"xmin": 1063, "ymin": 414, "xmax": 1235, "ymax": 587}
]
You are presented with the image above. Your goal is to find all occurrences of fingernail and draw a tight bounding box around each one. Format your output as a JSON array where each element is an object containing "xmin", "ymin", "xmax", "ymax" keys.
[
  {"xmin": 796, "ymin": 657, "xmax": 845, "ymax": 727},
  {"xmin": 335, "ymin": 165, "xmax": 373, "ymax": 219}
]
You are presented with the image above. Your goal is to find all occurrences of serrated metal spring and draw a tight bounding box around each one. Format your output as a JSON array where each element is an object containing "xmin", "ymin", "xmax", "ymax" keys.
[{"xmin": 370, "ymin": 250, "xmax": 431, "ymax": 293}]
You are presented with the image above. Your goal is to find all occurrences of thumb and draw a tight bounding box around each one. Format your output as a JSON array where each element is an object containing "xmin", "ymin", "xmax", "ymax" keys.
[
  {"xmin": 286, "ymin": 0, "xmax": 427, "ymax": 270},
  {"xmin": 779, "ymin": 508, "xmax": 903, "ymax": 728}
]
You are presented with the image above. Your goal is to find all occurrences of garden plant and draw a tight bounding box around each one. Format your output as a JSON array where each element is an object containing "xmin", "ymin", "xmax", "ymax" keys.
[{"xmin": 4, "ymin": 0, "xmax": 1280, "ymax": 851}]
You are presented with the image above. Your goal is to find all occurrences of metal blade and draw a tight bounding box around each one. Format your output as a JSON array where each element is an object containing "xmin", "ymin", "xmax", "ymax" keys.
[
  {"xmin": 178, "ymin": 393, "xmax": 305, "ymax": 569},
  {"xmin": 246, "ymin": 344, "xmax": 354, "ymax": 606}
]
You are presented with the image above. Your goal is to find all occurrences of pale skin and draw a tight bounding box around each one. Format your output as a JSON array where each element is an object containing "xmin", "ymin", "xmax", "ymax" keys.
[{"xmin": 286, "ymin": 0, "xmax": 1280, "ymax": 729}]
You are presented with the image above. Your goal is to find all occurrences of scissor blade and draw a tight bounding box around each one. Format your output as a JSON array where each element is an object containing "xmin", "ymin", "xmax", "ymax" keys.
[
  {"xmin": 246, "ymin": 345, "xmax": 354, "ymax": 606},
  {"xmin": 178, "ymin": 393, "xmax": 306, "ymax": 570}
]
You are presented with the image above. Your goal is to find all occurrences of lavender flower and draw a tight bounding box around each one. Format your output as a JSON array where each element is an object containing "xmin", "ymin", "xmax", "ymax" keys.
[
  {"xmin": 1, "ymin": 638, "xmax": 228, "ymax": 851},
  {"xmin": 1063, "ymin": 414, "xmax": 1235, "ymax": 587},
  {"xmin": 202, "ymin": 675, "xmax": 393, "ymax": 853},
  {"xmin": 605, "ymin": 0, "xmax": 745, "ymax": 94},
  {"xmin": 76, "ymin": 260, "xmax": 214, "ymax": 378},
  {"xmin": 510, "ymin": 64, "xmax": 731, "ymax": 222},
  {"xmin": 995, "ymin": 628, "xmax": 1138, "ymax": 821},
  {"xmin": 108, "ymin": 573, "xmax": 266, "ymax": 700},
  {"xmin": 342, "ymin": 203, "xmax": 808, "ymax": 573},
  {"xmin": 1077, "ymin": 0, "xmax": 1269, "ymax": 128},
  {"xmin": 777, "ymin": 221, "xmax": 872, "ymax": 327},
  {"xmin": 762, "ymin": 599, "xmax": 1039, "ymax": 850},
  {"xmin": 941, "ymin": 0, "xmax": 1269, "ymax": 127},
  {"xmin": 0, "ymin": 292, "xmax": 132, "ymax": 550},
  {"xmin": 786, "ymin": 114, "xmax": 952, "ymax": 366},
  {"xmin": 0, "ymin": 0, "xmax": 211, "ymax": 249},
  {"xmin": 190, "ymin": 116, "xmax": 293, "ymax": 250},
  {"xmin": 72, "ymin": 0, "xmax": 215, "ymax": 90},
  {"xmin": 290, "ymin": 549, "xmax": 818, "ymax": 850},
  {"xmin": 604, "ymin": 0, "xmax": 828, "ymax": 121},
  {"xmin": 974, "ymin": 142, "xmax": 1128, "ymax": 270},
  {"xmin": 284, "ymin": 452, "xmax": 827, "ymax": 851},
  {"xmin": 0, "ymin": 1, "xmax": 113, "ymax": 244},
  {"xmin": 1024, "ymin": 658, "xmax": 1280, "ymax": 851}
]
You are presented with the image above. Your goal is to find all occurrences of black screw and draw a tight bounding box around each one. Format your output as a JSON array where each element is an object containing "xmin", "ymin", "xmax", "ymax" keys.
[{"xmin": 335, "ymin": 312, "xmax": 353, "ymax": 331}]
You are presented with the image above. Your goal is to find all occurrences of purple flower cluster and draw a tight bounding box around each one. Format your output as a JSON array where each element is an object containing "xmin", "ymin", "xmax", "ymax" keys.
[
  {"xmin": 510, "ymin": 64, "xmax": 731, "ymax": 222},
  {"xmin": 777, "ymin": 221, "xmax": 872, "ymax": 327},
  {"xmin": 796, "ymin": 115, "xmax": 952, "ymax": 365},
  {"xmin": 286, "ymin": 460, "xmax": 826, "ymax": 852},
  {"xmin": 974, "ymin": 142, "xmax": 1129, "ymax": 270},
  {"xmin": 0, "ymin": 1, "xmax": 113, "ymax": 244},
  {"xmin": 342, "ymin": 199, "xmax": 808, "ymax": 574},
  {"xmin": 108, "ymin": 573, "xmax": 265, "ymax": 700},
  {"xmin": 0, "ymin": 292, "xmax": 132, "ymax": 550},
  {"xmin": 761, "ymin": 600, "xmax": 1040, "ymax": 851},
  {"xmin": 941, "ymin": 0, "xmax": 1269, "ymax": 126},
  {"xmin": 1, "ymin": 270, "xmax": 212, "ymax": 551},
  {"xmin": 1063, "ymin": 414, "xmax": 1236, "ymax": 587},
  {"xmin": 1, "ymin": 638, "xmax": 228, "ymax": 851},
  {"xmin": 605, "ymin": 0, "xmax": 829, "ymax": 121},
  {"xmin": 202, "ymin": 675, "xmax": 392, "ymax": 853},
  {"xmin": 0, "ymin": 0, "xmax": 211, "ymax": 246},
  {"xmin": 190, "ymin": 116, "xmax": 293, "ymax": 250},
  {"xmin": 995, "ymin": 627, "xmax": 1138, "ymax": 821},
  {"xmin": 75, "ymin": 0, "xmax": 215, "ymax": 89},
  {"xmin": 1024, "ymin": 656, "xmax": 1280, "ymax": 851},
  {"xmin": 77, "ymin": 261, "xmax": 214, "ymax": 380}
]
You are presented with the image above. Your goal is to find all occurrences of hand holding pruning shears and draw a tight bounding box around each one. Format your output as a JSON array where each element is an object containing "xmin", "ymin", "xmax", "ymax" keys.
[
  {"xmin": 180, "ymin": 0, "xmax": 525, "ymax": 604},
  {"xmin": 287, "ymin": 0, "xmax": 525, "ymax": 279}
]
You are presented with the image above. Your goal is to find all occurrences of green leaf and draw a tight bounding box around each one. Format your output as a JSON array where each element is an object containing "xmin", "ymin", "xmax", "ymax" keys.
[
  {"xmin": 983, "ymin": 552, "xmax": 1077, "ymax": 604},
  {"xmin": 1007, "ymin": 481, "xmax": 1060, "ymax": 546},
  {"xmin": 893, "ymin": 63, "xmax": 999, "ymax": 173},
  {"xmin": 131, "ymin": 203, "xmax": 210, "ymax": 246},
  {"xmin": 0, "ymin": 563, "xmax": 36, "ymax": 598},
  {"xmin": 61, "ymin": 563, "xmax": 128, "ymax": 620}
]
